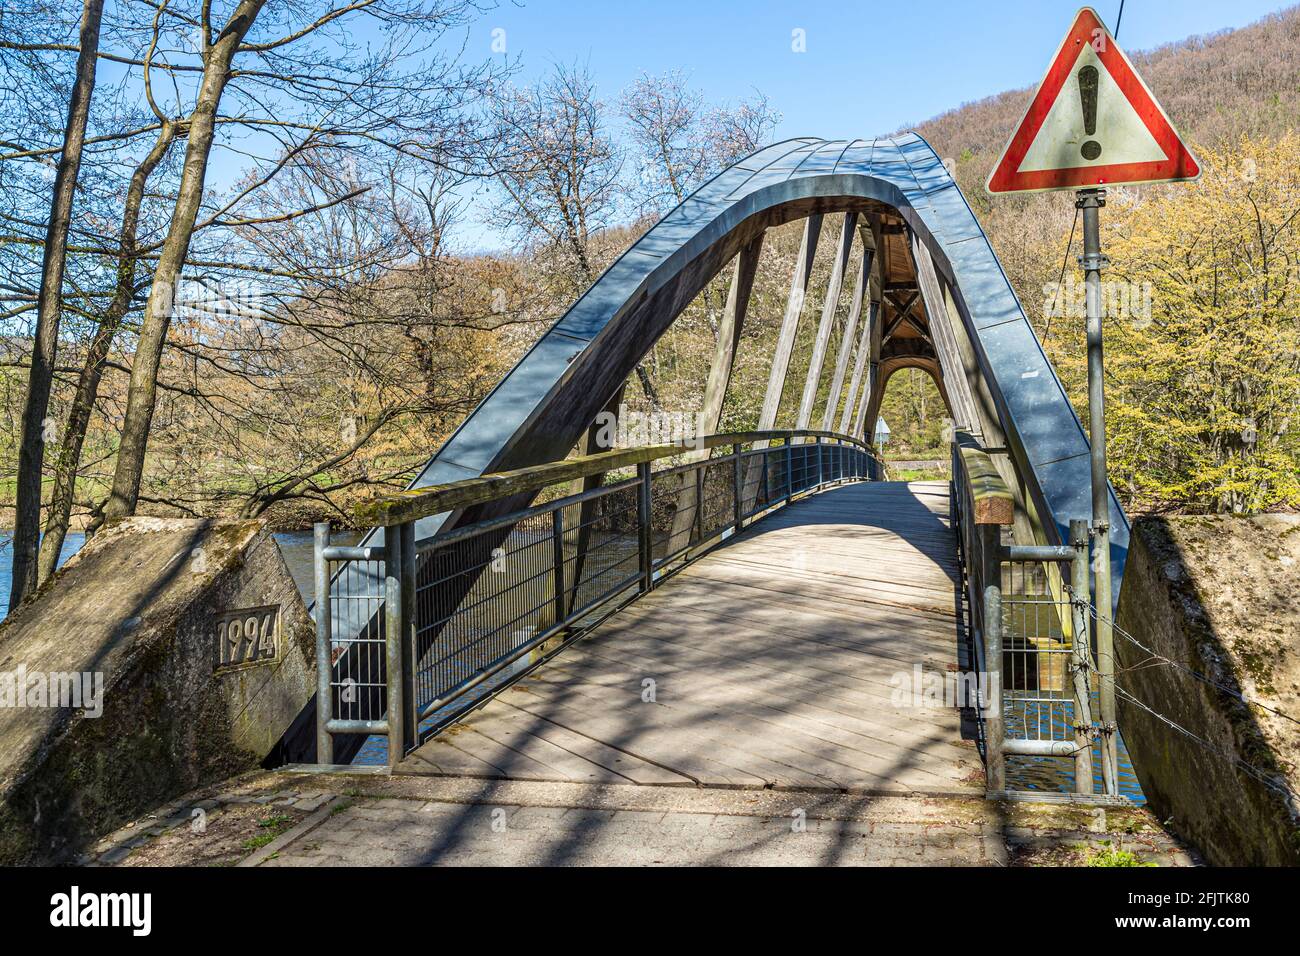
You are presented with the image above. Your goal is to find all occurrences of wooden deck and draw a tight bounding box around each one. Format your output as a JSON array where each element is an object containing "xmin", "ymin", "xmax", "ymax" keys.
[{"xmin": 399, "ymin": 480, "xmax": 983, "ymax": 794}]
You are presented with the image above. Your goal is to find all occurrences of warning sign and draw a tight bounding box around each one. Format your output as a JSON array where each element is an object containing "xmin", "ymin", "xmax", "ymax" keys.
[{"xmin": 986, "ymin": 7, "xmax": 1200, "ymax": 193}]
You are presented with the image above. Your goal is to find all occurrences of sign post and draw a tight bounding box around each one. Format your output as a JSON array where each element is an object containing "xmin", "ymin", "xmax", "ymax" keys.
[
  {"xmin": 987, "ymin": 7, "xmax": 1201, "ymax": 796},
  {"xmin": 1077, "ymin": 185, "xmax": 1118, "ymax": 795}
]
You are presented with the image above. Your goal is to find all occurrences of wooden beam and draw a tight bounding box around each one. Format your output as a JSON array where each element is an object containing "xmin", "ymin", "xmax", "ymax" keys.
[
  {"xmin": 669, "ymin": 233, "xmax": 765, "ymax": 551},
  {"xmin": 858, "ymin": 217, "xmax": 887, "ymax": 439},
  {"xmin": 883, "ymin": 290, "xmax": 920, "ymax": 319},
  {"xmin": 796, "ymin": 212, "xmax": 857, "ymax": 429},
  {"xmin": 757, "ymin": 215, "xmax": 823, "ymax": 432},
  {"xmin": 839, "ymin": 299, "xmax": 875, "ymax": 434},
  {"xmin": 956, "ymin": 432, "xmax": 1014, "ymax": 525},
  {"xmin": 822, "ymin": 239, "xmax": 871, "ymax": 431},
  {"xmin": 911, "ymin": 231, "xmax": 979, "ymax": 431},
  {"xmin": 356, "ymin": 429, "xmax": 874, "ymax": 527},
  {"xmin": 698, "ymin": 233, "xmax": 764, "ymax": 437}
]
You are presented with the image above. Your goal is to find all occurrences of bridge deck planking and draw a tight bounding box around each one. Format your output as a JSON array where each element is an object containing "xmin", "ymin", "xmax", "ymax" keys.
[{"xmin": 400, "ymin": 480, "xmax": 983, "ymax": 795}]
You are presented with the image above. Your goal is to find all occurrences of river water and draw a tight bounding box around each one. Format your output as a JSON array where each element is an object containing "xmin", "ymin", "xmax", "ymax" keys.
[
  {"xmin": 0, "ymin": 529, "xmax": 355, "ymax": 617},
  {"xmin": 0, "ymin": 530, "xmax": 1144, "ymax": 800}
]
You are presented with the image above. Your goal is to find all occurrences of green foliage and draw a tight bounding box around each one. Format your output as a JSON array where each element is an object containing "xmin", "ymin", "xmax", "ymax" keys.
[
  {"xmin": 878, "ymin": 369, "xmax": 950, "ymax": 460},
  {"xmin": 1053, "ymin": 135, "xmax": 1300, "ymax": 514},
  {"xmin": 1086, "ymin": 841, "xmax": 1157, "ymax": 867}
]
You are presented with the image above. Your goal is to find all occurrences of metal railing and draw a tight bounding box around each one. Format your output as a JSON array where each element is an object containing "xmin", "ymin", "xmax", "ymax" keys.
[
  {"xmin": 314, "ymin": 430, "xmax": 881, "ymax": 766},
  {"xmin": 950, "ymin": 431, "xmax": 1118, "ymax": 798}
]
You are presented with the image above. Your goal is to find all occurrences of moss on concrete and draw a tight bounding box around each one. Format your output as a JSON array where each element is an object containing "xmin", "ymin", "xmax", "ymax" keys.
[
  {"xmin": 0, "ymin": 518, "xmax": 317, "ymax": 864},
  {"xmin": 1115, "ymin": 514, "xmax": 1300, "ymax": 866}
]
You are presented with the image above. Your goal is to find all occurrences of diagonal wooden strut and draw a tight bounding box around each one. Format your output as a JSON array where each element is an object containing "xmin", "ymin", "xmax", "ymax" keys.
[{"xmin": 796, "ymin": 212, "xmax": 857, "ymax": 430}]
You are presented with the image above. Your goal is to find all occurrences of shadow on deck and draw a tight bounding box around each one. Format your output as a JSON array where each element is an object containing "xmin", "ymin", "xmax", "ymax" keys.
[{"xmin": 399, "ymin": 481, "xmax": 981, "ymax": 812}]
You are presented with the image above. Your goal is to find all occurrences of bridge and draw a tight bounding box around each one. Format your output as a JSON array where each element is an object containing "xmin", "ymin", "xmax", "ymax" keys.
[{"xmin": 301, "ymin": 134, "xmax": 1134, "ymax": 812}]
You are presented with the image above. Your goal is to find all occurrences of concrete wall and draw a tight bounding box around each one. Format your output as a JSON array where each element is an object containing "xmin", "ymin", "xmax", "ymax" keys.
[
  {"xmin": 0, "ymin": 518, "xmax": 316, "ymax": 864},
  {"xmin": 1116, "ymin": 515, "xmax": 1300, "ymax": 866}
]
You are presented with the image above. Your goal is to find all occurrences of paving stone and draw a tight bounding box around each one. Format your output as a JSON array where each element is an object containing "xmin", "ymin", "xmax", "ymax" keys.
[
  {"xmin": 293, "ymin": 795, "xmax": 333, "ymax": 812},
  {"xmin": 99, "ymin": 846, "xmax": 132, "ymax": 865}
]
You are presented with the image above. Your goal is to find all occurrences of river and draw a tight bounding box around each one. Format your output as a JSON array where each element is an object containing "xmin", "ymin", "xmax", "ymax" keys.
[{"xmin": 0, "ymin": 528, "xmax": 359, "ymax": 617}]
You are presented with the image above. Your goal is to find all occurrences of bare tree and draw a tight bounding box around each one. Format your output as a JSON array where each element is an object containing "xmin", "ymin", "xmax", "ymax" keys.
[
  {"xmin": 621, "ymin": 72, "xmax": 780, "ymax": 216},
  {"xmin": 101, "ymin": 0, "xmax": 268, "ymax": 522},
  {"xmin": 37, "ymin": 122, "xmax": 178, "ymax": 580},
  {"xmin": 620, "ymin": 70, "xmax": 704, "ymax": 213},
  {"xmin": 8, "ymin": 0, "xmax": 103, "ymax": 607},
  {"xmin": 100, "ymin": 0, "xmax": 506, "ymax": 523},
  {"xmin": 487, "ymin": 62, "xmax": 622, "ymax": 292},
  {"xmin": 703, "ymin": 91, "xmax": 782, "ymax": 168}
]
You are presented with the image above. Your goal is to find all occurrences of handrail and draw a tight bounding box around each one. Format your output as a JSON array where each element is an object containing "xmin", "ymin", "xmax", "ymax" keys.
[
  {"xmin": 356, "ymin": 429, "xmax": 876, "ymax": 527},
  {"xmin": 318, "ymin": 427, "xmax": 878, "ymax": 766},
  {"xmin": 954, "ymin": 430, "xmax": 1013, "ymax": 526},
  {"xmin": 951, "ymin": 430, "xmax": 1115, "ymax": 800}
]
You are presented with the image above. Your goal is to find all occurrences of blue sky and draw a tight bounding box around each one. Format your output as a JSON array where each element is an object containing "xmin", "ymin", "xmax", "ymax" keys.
[
  {"xmin": 436, "ymin": 0, "xmax": 1293, "ymax": 248},
  {"xmin": 468, "ymin": 0, "xmax": 1292, "ymax": 141},
  {"xmin": 191, "ymin": 1, "xmax": 1294, "ymax": 252}
]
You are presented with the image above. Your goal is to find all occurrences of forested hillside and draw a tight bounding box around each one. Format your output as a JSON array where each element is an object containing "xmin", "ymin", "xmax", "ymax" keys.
[{"xmin": 875, "ymin": 7, "xmax": 1300, "ymax": 511}]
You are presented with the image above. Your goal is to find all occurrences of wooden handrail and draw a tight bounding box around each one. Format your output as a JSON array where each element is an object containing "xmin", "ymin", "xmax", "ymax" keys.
[
  {"xmin": 954, "ymin": 430, "xmax": 1014, "ymax": 526},
  {"xmin": 356, "ymin": 430, "xmax": 875, "ymax": 527}
]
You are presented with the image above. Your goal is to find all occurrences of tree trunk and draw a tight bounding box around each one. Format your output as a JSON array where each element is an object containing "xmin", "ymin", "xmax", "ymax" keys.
[
  {"xmin": 37, "ymin": 123, "xmax": 177, "ymax": 582},
  {"xmin": 102, "ymin": 0, "xmax": 266, "ymax": 522},
  {"xmin": 9, "ymin": 0, "xmax": 105, "ymax": 609}
]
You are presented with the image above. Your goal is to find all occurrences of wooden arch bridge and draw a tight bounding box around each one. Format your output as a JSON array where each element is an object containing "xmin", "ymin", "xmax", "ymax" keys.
[{"xmin": 297, "ymin": 136, "xmax": 1132, "ymax": 805}]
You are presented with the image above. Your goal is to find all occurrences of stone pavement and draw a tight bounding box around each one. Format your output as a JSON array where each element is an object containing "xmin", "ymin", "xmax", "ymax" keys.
[{"xmin": 89, "ymin": 769, "xmax": 1197, "ymax": 867}]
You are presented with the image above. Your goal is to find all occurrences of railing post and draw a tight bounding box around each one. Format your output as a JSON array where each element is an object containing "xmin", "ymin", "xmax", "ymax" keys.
[
  {"xmin": 694, "ymin": 462, "xmax": 705, "ymax": 541},
  {"xmin": 951, "ymin": 442, "xmax": 961, "ymax": 528},
  {"xmin": 1094, "ymin": 531, "xmax": 1120, "ymax": 796},
  {"xmin": 399, "ymin": 521, "xmax": 417, "ymax": 758},
  {"xmin": 637, "ymin": 460, "xmax": 653, "ymax": 592},
  {"xmin": 732, "ymin": 443, "xmax": 743, "ymax": 532},
  {"xmin": 313, "ymin": 522, "xmax": 333, "ymax": 766},
  {"xmin": 383, "ymin": 524, "xmax": 408, "ymax": 769},
  {"xmin": 1069, "ymin": 518, "xmax": 1096, "ymax": 795},
  {"xmin": 551, "ymin": 508, "xmax": 567, "ymax": 627},
  {"xmin": 980, "ymin": 523, "xmax": 1006, "ymax": 794},
  {"xmin": 815, "ymin": 435, "xmax": 824, "ymax": 488},
  {"xmin": 785, "ymin": 439, "xmax": 794, "ymax": 504}
]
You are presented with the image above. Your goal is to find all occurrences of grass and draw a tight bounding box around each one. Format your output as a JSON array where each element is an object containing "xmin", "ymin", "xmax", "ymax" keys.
[
  {"xmin": 890, "ymin": 467, "xmax": 949, "ymax": 482},
  {"xmin": 239, "ymin": 813, "xmax": 294, "ymax": 852},
  {"xmin": 1086, "ymin": 841, "xmax": 1156, "ymax": 867}
]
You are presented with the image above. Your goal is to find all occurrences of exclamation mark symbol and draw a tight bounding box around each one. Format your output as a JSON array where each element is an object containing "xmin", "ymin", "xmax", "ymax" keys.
[{"xmin": 1078, "ymin": 65, "xmax": 1101, "ymax": 160}]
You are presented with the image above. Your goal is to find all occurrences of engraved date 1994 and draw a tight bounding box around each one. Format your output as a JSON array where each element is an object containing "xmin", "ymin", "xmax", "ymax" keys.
[{"xmin": 215, "ymin": 606, "xmax": 279, "ymax": 669}]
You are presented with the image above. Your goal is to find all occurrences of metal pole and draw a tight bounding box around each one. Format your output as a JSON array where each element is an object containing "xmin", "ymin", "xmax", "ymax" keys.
[
  {"xmin": 732, "ymin": 443, "xmax": 743, "ymax": 532},
  {"xmin": 1068, "ymin": 518, "xmax": 1095, "ymax": 795},
  {"xmin": 551, "ymin": 508, "xmax": 566, "ymax": 627},
  {"xmin": 694, "ymin": 462, "xmax": 705, "ymax": 542},
  {"xmin": 980, "ymin": 523, "xmax": 1005, "ymax": 794},
  {"xmin": 815, "ymin": 435, "xmax": 824, "ymax": 488},
  {"xmin": 383, "ymin": 524, "xmax": 405, "ymax": 770},
  {"xmin": 785, "ymin": 439, "xmax": 794, "ymax": 504},
  {"xmin": 399, "ymin": 521, "xmax": 417, "ymax": 757},
  {"xmin": 636, "ymin": 461, "xmax": 653, "ymax": 592},
  {"xmin": 313, "ymin": 522, "xmax": 333, "ymax": 766},
  {"xmin": 1078, "ymin": 187, "xmax": 1119, "ymax": 796}
]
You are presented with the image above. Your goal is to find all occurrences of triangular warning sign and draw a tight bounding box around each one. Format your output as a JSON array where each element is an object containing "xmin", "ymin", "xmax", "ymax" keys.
[{"xmin": 986, "ymin": 7, "xmax": 1200, "ymax": 193}]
